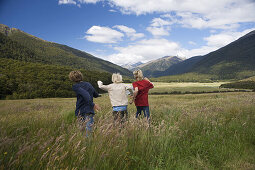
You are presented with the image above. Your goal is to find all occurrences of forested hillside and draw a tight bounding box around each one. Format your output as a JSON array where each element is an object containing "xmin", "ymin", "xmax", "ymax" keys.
[
  {"xmin": 0, "ymin": 58, "xmax": 112, "ymax": 99},
  {"xmin": 0, "ymin": 24, "xmax": 131, "ymax": 76},
  {"xmin": 0, "ymin": 25, "xmax": 118, "ymax": 99}
]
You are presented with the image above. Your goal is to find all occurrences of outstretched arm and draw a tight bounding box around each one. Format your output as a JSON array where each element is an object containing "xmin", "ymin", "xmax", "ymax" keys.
[{"xmin": 97, "ymin": 81, "xmax": 111, "ymax": 91}]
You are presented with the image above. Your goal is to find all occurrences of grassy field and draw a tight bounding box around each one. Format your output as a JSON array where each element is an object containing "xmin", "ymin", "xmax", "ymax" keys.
[
  {"xmin": 149, "ymin": 82, "xmax": 251, "ymax": 94},
  {"xmin": 0, "ymin": 83, "xmax": 255, "ymax": 169}
]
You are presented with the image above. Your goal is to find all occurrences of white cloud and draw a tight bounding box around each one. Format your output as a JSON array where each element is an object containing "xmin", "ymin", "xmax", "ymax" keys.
[
  {"xmin": 179, "ymin": 28, "xmax": 255, "ymax": 58},
  {"xmin": 58, "ymin": 0, "xmax": 76, "ymax": 5},
  {"xmin": 150, "ymin": 18, "xmax": 172, "ymax": 27},
  {"xmin": 188, "ymin": 41, "xmax": 196, "ymax": 45},
  {"xmin": 146, "ymin": 26, "xmax": 170, "ymax": 37},
  {"xmin": 78, "ymin": 0, "xmax": 100, "ymax": 3},
  {"xmin": 85, "ymin": 26, "xmax": 124, "ymax": 43},
  {"xmin": 146, "ymin": 17, "xmax": 172, "ymax": 37},
  {"xmin": 106, "ymin": 38, "xmax": 181, "ymax": 65},
  {"xmin": 113, "ymin": 25, "xmax": 144, "ymax": 40},
  {"xmin": 60, "ymin": 0, "xmax": 255, "ymax": 31},
  {"xmin": 109, "ymin": 9, "xmax": 117, "ymax": 12},
  {"xmin": 178, "ymin": 46, "xmax": 218, "ymax": 59},
  {"xmin": 204, "ymin": 28, "xmax": 255, "ymax": 48},
  {"xmin": 108, "ymin": 0, "xmax": 255, "ymax": 30},
  {"xmin": 96, "ymin": 28, "xmax": 255, "ymax": 65}
]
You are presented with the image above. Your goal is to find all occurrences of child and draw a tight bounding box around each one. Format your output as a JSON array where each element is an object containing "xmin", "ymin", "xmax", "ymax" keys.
[
  {"xmin": 130, "ymin": 69, "xmax": 154, "ymax": 121},
  {"xmin": 69, "ymin": 70, "xmax": 100, "ymax": 136},
  {"xmin": 97, "ymin": 73, "xmax": 133, "ymax": 123}
]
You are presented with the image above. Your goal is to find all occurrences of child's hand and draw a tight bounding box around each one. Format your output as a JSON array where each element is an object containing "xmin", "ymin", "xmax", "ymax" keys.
[
  {"xmin": 144, "ymin": 77, "xmax": 150, "ymax": 81},
  {"xmin": 97, "ymin": 81, "xmax": 103, "ymax": 86},
  {"xmin": 94, "ymin": 104, "xmax": 101, "ymax": 112}
]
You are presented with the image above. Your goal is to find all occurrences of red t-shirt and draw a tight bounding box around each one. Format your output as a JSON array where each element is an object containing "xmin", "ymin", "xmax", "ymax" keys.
[{"xmin": 132, "ymin": 80, "xmax": 154, "ymax": 106}]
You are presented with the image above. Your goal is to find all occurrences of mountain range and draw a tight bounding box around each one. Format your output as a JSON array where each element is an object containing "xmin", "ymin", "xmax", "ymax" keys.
[
  {"xmin": 151, "ymin": 30, "xmax": 255, "ymax": 80},
  {"xmin": 122, "ymin": 56, "xmax": 184, "ymax": 77}
]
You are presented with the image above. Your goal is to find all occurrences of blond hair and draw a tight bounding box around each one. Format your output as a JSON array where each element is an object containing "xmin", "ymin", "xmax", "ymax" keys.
[
  {"xmin": 112, "ymin": 73, "xmax": 123, "ymax": 83},
  {"xmin": 69, "ymin": 70, "xmax": 83, "ymax": 82},
  {"xmin": 133, "ymin": 69, "xmax": 143, "ymax": 81}
]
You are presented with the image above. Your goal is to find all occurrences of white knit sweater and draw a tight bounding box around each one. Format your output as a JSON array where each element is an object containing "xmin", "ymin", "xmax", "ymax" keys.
[{"xmin": 98, "ymin": 81, "xmax": 133, "ymax": 106}]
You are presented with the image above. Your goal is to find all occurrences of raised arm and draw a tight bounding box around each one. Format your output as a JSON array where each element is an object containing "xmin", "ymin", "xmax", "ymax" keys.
[
  {"xmin": 144, "ymin": 77, "xmax": 154, "ymax": 89},
  {"xmin": 97, "ymin": 81, "xmax": 111, "ymax": 91}
]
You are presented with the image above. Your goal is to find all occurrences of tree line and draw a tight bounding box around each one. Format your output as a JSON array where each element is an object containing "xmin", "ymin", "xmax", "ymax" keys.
[{"xmin": 0, "ymin": 58, "xmax": 112, "ymax": 99}]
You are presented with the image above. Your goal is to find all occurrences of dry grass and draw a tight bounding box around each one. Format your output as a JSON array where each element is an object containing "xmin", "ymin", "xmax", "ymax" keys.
[{"xmin": 0, "ymin": 92, "xmax": 255, "ymax": 169}]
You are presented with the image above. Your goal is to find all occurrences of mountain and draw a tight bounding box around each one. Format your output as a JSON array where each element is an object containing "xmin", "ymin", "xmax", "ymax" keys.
[
  {"xmin": 155, "ymin": 30, "xmax": 255, "ymax": 80},
  {"xmin": 153, "ymin": 55, "xmax": 204, "ymax": 77},
  {"xmin": 121, "ymin": 62, "xmax": 143, "ymax": 70},
  {"xmin": 137, "ymin": 56, "xmax": 183, "ymax": 77},
  {"xmin": 0, "ymin": 24, "xmax": 132, "ymax": 76}
]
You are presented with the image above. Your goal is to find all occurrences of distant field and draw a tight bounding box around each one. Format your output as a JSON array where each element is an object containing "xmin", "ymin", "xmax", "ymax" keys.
[
  {"xmin": 0, "ymin": 92, "xmax": 255, "ymax": 169},
  {"xmin": 149, "ymin": 82, "xmax": 250, "ymax": 94}
]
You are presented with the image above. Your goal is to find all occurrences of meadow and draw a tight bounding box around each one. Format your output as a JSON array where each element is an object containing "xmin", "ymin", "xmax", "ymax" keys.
[
  {"xmin": 149, "ymin": 82, "xmax": 251, "ymax": 94},
  {"xmin": 0, "ymin": 83, "xmax": 255, "ymax": 169}
]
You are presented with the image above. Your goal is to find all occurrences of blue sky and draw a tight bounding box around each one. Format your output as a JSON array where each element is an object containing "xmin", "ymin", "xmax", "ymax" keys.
[{"xmin": 1, "ymin": 0, "xmax": 255, "ymax": 65}]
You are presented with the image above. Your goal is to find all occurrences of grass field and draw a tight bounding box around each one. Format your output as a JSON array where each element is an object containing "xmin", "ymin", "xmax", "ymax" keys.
[
  {"xmin": 0, "ymin": 83, "xmax": 255, "ymax": 169},
  {"xmin": 149, "ymin": 82, "xmax": 251, "ymax": 94}
]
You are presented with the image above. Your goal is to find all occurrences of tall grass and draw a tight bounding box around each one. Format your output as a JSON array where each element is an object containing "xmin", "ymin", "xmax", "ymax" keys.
[
  {"xmin": 149, "ymin": 82, "xmax": 252, "ymax": 95},
  {"xmin": 0, "ymin": 93, "xmax": 255, "ymax": 169}
]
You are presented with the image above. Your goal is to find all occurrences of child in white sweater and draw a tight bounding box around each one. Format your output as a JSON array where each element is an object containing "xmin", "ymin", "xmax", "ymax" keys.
[{"xmin": 97, "ymin": 73, "xmax": 133, "ymax": 123}]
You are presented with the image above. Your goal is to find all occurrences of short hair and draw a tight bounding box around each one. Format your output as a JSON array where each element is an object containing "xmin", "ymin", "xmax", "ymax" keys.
[
  {"xmin": 69, "ymin": 70, "xmax": 83, "ymax": 82},
  {"xmin": 133, "ymin": 69, "xmax": 143, "ymax": 81},
  {"xmin": 112, "ymin": 73, "xmax": 123, "ymax": 83}
]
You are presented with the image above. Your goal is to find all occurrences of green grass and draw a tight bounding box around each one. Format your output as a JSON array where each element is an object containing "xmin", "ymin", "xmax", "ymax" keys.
[
  {"xmin": 149, "ymin": 82, "xmax": 251, "ymax": 94},
  {"xmin": 0, "ymin": 92, "xmax": 255, "ymax": 169}
]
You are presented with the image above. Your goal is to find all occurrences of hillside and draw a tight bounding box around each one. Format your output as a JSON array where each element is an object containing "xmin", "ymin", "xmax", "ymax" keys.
[
  {"xmin": 0, "ymin": 24, "xmax": 122, "ymax": 99},
  {"xmin": 0, "ymin": 24, "xmax": 132, "ymax": 76},
  {"xmin": 220, "ymin": 75, "xmax": 255, "ymax": 90},
  {"xmin": 137, "ymin": 56, "xmax": 183, "ymax": 77},
  {"xmin": 0, "ymin": 58, "xmax": 112, "ymax": 99},
  {"xmin": 153, "ymin": 55, "xmax": 203, "ymax": 77},
  {"xmin": 155, "ymin": 30, "xmax": 255, "ymax": 80}
]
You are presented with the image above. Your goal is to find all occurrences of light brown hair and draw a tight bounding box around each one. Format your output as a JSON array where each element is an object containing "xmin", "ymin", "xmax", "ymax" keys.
[
  {"xmin": 133, "ymin": 69, "xmax": 143, "ymax": 81},
  {"xmin": 69, "ymin": 70, "xmax": 83, "ymax": 82}
]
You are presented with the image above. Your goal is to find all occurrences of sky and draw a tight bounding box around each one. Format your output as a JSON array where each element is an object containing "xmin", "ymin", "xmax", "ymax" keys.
[{"xmin": 1, "ymin": 0, "xmax": 255, "ymax": 66}]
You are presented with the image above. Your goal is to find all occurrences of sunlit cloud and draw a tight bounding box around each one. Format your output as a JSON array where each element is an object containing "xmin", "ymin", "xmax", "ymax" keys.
[
  {"xmin": 113, "ymin": 25, "xmax": 144, "ymax": 40},
  {"xmin": 58, "ymin": 0, "xmax": 76, "ymax": 5},
  {"xmin": 85, "ymin": 26, "xmax": 124, "ymax": 43}
]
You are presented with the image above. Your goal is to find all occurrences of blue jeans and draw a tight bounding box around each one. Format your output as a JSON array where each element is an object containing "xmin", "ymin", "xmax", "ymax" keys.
[
  {"xmin": 79, "ymin": 113, "xmax": 94, "ymax": 136},
  {"xmin": 136, "ymin": 106, "xmax": 150, "ymax": 120}
]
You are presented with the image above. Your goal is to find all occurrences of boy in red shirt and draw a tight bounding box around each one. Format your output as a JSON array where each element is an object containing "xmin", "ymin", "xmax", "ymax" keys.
[{"xmin": 130, "ymin": 69, "xmax": 154, "ymax": 121}]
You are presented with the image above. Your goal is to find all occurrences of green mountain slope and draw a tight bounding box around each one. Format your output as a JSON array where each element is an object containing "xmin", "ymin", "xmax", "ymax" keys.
[
  {"xmin": 0, "ymin": 24, "xmax": 120, "ymax": 99},
  {"xmin": 156, "ymin": 30, "xmax": 255, "ymax": 80},
  {"xmin": 190, "ymin": 31, "xmax": 255, "ymax": 79},
  {"xmin": 0, "ymin": 24, "xmax": 131, "ymax": 76}
]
